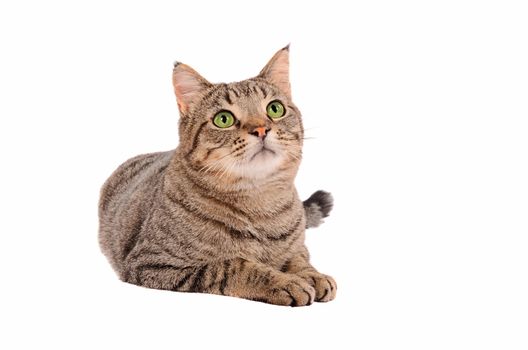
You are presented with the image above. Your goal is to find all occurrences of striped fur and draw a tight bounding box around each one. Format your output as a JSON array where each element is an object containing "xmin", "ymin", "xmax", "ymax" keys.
[{"xmin": 99, "ymin": 47, "xmax": 336, "ymax": 306}]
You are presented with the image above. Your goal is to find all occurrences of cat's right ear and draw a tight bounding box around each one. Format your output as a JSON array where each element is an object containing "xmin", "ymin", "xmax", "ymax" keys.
[
  {"xmin": 258, "ymin": 45, "xmax": 291, "ymax": 98},
  {"xmin": 172, "ymin": 62, "xmax": 212, "ymax": 114}
]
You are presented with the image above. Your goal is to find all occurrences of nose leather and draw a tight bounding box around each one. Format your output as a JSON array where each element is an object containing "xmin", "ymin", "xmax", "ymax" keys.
[
  {"xmin": 246, "ymin": 117, "xmax": 271, "ymax": 139},
  {"xmin": 253, "ymin": 127, "xmax": 267, "ymax": 138}
]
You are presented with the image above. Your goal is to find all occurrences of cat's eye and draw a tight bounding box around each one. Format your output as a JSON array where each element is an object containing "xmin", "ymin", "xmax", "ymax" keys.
[
  {"xmin": 266, "ymin": 101, "xmax": 285, "ymax": 119},
  {"xmin": 213, "ymin": 111, "xmax": 235, "ymax": 128}
]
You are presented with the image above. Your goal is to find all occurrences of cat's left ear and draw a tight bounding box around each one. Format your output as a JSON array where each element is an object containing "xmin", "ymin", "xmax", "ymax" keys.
[
  {"xmin": 258, "ymin": 45, "xmax": 291, "ymax": 98},
  {"xmin": 173, "ymin": 62, "xmax": 212, "ymax": 114}
]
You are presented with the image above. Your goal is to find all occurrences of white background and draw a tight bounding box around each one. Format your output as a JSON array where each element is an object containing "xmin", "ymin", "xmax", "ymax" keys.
[{"xmin": 1, "ymin": 0, "xmax": 527, "ymax": 349}]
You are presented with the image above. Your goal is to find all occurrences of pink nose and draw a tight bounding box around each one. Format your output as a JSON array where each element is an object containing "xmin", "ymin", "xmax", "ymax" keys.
[{"xmin": 250, "ymin": 126, "xmax": 269, "ymax": 139}]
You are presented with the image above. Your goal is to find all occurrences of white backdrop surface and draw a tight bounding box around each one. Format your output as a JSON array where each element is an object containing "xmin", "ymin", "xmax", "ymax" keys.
[{"xmin": 1, "ymin": 1, "xmax": 527, "ymax": 349}]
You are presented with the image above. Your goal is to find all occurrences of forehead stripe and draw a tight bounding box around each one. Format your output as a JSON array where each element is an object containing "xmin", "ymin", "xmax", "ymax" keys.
[
  {"xmin": 258, "ymin": 86, "xmax": 268, "ymax": 99},
  {"xmin": 223, "ymin": 90, "xmax": 233, "ymax": 105}
]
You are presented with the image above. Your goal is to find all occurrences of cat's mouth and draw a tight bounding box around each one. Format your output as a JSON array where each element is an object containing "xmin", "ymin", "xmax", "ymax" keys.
[
  {"xmin": 249, "ymin": 144, "xmax": 277, "ymax": 162},
  {"xmin": 235, "ymin": 142, "xmax": 284, "ymax": 178}
]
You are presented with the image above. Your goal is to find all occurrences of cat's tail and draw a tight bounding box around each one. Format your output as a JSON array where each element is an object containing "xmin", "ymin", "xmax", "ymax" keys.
[{"xmin": 303, "ymin": 190, "xmax": 334, "ymax": 229}]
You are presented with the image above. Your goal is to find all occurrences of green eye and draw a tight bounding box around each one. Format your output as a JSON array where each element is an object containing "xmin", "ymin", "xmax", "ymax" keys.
[
  {"xmin": 213, "ymin": 111, "xmax": 235, "ymax": 128},
  {"xmin": 266, "ymin": 101, "xmax": 285, "ymax": 119}
]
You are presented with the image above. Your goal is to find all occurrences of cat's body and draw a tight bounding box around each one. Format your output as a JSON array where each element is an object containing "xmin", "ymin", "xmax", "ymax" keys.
[
  {"xmin": 99, "ymin": 149, "xmax": 306, "ymax": 277},
  {"xmin": 99, "ymin": 47, "xmax": 336, "ymax": 306}
]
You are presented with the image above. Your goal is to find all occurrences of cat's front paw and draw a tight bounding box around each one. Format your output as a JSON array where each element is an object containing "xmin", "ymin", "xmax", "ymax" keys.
[
  {"xmin": 300, "ymin": 272, "xmax": 337, "ymax": 302},
  {"xmin": 267, "ymin": 276, "xmax": 316, "ymax": 307}
]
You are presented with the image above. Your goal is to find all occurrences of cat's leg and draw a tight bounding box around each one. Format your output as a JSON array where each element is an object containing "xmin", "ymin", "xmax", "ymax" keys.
[
  {"xmin": 303, "ymin": 190, "xmax": 333, "ymax": 228},
  {"xmin": 127, "ymin": 258, "xmax": 317, "ymax": 307},
  {"xmin": 280, "ymin": 246, "xmax": 337, "ymax": 302}
]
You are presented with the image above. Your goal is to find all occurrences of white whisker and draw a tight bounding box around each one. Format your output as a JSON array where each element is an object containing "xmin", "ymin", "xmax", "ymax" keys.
[{"xmin": 199, "ymin": 148, "xmax": 239, "ymax": 173}]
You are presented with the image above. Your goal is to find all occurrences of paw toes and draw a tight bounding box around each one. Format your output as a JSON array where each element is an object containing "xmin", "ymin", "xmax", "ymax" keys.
[
  {"xmin": 273, "ymin": 281, "xmax": 315, "ymax": 307},
  {"xmin": 302, "ymin": 273, "xmax": 337, "ymax": 302}
]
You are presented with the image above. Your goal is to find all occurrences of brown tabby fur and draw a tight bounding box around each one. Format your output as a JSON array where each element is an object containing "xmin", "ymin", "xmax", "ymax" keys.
[{"xmin": 99, "ymin": 46, "xmax": 336, "ymax": 306}]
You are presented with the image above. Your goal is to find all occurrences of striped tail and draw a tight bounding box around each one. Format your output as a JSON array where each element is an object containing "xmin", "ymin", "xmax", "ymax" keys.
[{"xmin": 303, "ymin": 190, "xmax": 333, "ymax": 229}]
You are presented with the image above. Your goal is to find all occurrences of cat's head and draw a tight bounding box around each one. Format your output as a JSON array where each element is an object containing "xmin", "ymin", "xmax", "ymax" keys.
[{"xmin": 172, "ymin": 46, "xmax": 303, "ymax": 182}]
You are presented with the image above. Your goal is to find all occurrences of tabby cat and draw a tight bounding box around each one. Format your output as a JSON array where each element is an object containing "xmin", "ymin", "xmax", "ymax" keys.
[{"xmin": 99, "ymin": 46, "xmax": 337, "ymax": 306}]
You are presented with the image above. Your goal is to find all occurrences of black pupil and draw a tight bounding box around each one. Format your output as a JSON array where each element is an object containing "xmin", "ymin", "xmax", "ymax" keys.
[
  {"xmin": 221, "ymin": 114, "xmax": 227, "ymax": 123},
  {"xmin": 272, "ymin": 104, "xmax": 278, "ymax": 113}
]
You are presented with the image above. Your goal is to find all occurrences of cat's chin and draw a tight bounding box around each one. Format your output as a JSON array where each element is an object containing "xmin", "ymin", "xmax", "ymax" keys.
[
  {"xmin": 231, "ymin": 150, "xmax": 284, "ymax": 180},
  {"xmin": 249, "ymin": 147, "xmax": 276, "ymax": 162}
]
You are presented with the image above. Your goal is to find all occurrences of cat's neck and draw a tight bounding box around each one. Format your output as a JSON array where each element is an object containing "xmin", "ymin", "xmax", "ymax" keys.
[{"xmin": 166, "ymin": 151, "xmax": 297, "ymax": 207}]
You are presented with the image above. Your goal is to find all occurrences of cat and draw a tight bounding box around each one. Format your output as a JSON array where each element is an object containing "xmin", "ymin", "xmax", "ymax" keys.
[{"xmin": 99, "ymin": 46, "xmax": 337, "ymax": 306}]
